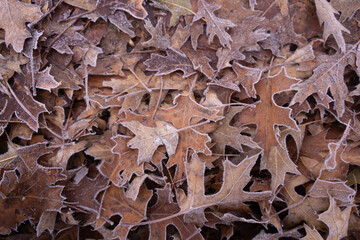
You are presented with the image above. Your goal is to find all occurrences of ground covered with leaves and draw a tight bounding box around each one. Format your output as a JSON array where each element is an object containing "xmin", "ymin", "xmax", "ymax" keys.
[{"xmin": 1, "ymin": 0, "xmax": 360, "ymax": 239}]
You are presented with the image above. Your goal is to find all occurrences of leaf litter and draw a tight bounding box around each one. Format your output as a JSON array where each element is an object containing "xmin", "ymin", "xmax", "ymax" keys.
[{"xmin": 0, "ymin": 0, "xmax": 360, "ymax": 239}]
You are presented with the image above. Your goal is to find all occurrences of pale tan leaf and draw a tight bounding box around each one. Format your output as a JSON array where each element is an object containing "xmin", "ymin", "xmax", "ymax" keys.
[
  {"xmin": 319, "ymin": 197, "xmax": 352, "ymax": 240},
  {"xmin": 315, "ymin": 0, "xmax": 350, "ymax": 52},
  {"xmin": 122, "ymin": 120, "xmax": 179, "ymax": 164},
  {"xmin": 0, "ymin": 0, "xmax": 42, "ymax": 52}
]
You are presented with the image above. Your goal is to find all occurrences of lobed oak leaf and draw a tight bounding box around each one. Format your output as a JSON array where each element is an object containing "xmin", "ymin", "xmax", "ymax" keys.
[
  {"xmin": 142, "ymin": 18, "xmax": 170, "ymax": 50},
  {"xmin": 36, "ymin": 211, "xmax": 57, "ymax": 237},
  {"xmin": 330, "ymin": 0, "xmax": 360, "ymax": 22},
  {"xmin": 290, "ymin": 51, "xmax": 355, "ymax": 117},
  {"xmin": 190, "ymin": 21, "xmax": 204, "ymax": 50},
  {"xmin": 301, "ymin": 224, "xmax": 323, "ymax": 240},
  {"xmin": 147, "ymin": 184, "xmax": 203, "ymax": 240},
  {"xmin": 93, "ymin": 184, "xmax": 152, "ymax": 239},
  {"xmin": 154, "ymin": 94, "xmax": 222, "ymax": 179},
  {"xmin": 0, "ymin": 143, "xmax": 65, "ymax": 234},
  {"xmin": 260, "ymin": 15, "xmax": 307, "ymax": 56},
  {"xmin": 309, "ymin": 179, "xmax": 355, "ymax": 203},
  {"xmin": 170, "ymin": 24, "xmax": 191, "ymax": 51},
  {"xmin": 315, "ymin": 0, "xmax": 350, "ymax": 52},
  {"xmin": 281, "ymin": 175, "xmax": 328, "ymax": 230},
  {"xmin": 98, "ymin": 134, "xmax": 165, "ymax": 187},
  {"xmin": 319, "ymin": 197, "xmax": 352, "ymax": 240},
  {"xmin": 144, "ymin": 49, "xmax": 196, "ymax": 77},
  {"xmin": 236, "ymin": 67, "xmax": 300, "ymax": 191},
  {"xmin": 47, "ymin": 141, "xmax": 87, "ymax": 169},
  {"xmin": 213, "ymin": 62, "xmax": 262, "ymax": 97},
  {"xmin": 211, "ymin": 106, "xmax": 259, "ymax": 154},
  {"xmin": 29, "ymin": 66, "xmax": 61, "ymax": 92},
  {"xmin": 63, "ymin": 174, "xmax": 108, "ymax": 214},
  {"xmin": 182, "ymin": 41, "xmax": 216, "ymax": 79},
  {"xmin": 108, "ymin": 10, "xmax": 135, "ymax": 37},
  {"xmin": 193, "ymin": 0, "xmax": 236, "ymax": 48},
  {"xmin": 121, "ymin": 120, "xmax": 179, "ymax": 164},
  {"xmin": 0, "ymin": 74, "xmax": 47, "ymax": 135},
  {"xmin": 0, "ymin": 47, "xmax": 28, "ymax": 81},
  {"xmin": 216, "ymin": 16, "xmax": 269, "ymax": 70},
  {"xmin": 0, "ymin": 0, "xmax": 42, "ymax": 53},
  {"xmin": 178, "ymin": 153, "xmax": 271, "ymax": 216},
  {"xmin": 85, "ymin": 131, "xmax": 114, "ymax": 163}
]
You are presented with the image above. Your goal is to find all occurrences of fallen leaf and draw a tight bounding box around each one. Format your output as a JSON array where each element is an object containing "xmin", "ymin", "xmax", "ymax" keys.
[
  {"xmin": 0, "ymin": 0, "xmax": 42, "ymax": 52},
  {"xmin": 315, "ymin": 0, "xmax": 350, "ymax": 52},
  {"xmin": 193, "ymin": 0, "xmax": 236, "ymax": 48},
  {"xmin": 319, "ymin": 196, "xmax": 352, "ymax": 240}
]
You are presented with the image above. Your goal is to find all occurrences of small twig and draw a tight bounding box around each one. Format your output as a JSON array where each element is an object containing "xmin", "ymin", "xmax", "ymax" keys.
[
  {"xmin": 0, "ymin": 120, "xmax": 25, "ymax": 123},
  {"xmin": 260, "ymin": 1, "xmax": 276, "ymax": 18},
  {"xmin": 151, "ymin": 77, "xmax": 164, "ymax": 119}
]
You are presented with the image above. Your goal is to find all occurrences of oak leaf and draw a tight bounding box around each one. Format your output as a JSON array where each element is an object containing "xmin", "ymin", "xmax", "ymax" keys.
[
  {"xmin": 64, "ymin": 0, "xmax": 147, "ymax": 20},
  {"xmin": 309, "ymin": 179, "xmax": 355, "ymax": 203},
  {"xmin": 178, "ymin": 153, "xmax": 271, "ymax": 217},
  {"xmin": 301, "ymin": 224, "xmax": 323, "ymax": 240},
  {"xmin": 216, "ymin": 16, "xmax": 269, "ymax": 70},
  {"xmin": 142, "ymin": 18, "xmax": 170, "ymax": 50},
  {"xmin": 315, "ymin": 0, "xmax": 350, "ymax": 52},
  {"xmin": 63, "ymin": 174, "xmax": 108, "ymax": 214},
  {"xmin": 93, "ymin": 184, "xmax": 152, "ymax": 239},
  {"xmin": 0, "ymin": 74, "xmax": 47, "ymax": 135},
  {"xmin": 281, "ymin": 175, "xmax": 328, "ymax": 230},
  {"xmin": 290, "ymin": 51, "xmax": 355, "ymax": 117},
  {"xmin": 330, "ymin": 0, "xmax": 360, "ymax": 22},
  {"xmin": 211, "ymin": 106, "xmax": 259, "ymax": 154},
  {"xmin": 147, "ymin": 184, "xmax": 203, "ymax": 240},
  {"xmin": 154, "ymin": 94, "xmax": 222, "ymax": 179},
  {"xmin": 0, "ymin": 143, "xmax": 65, "ymax": 234},
  {"xmin": 144, "ymin": 49, "xmax": 196, "ymax": 77},
  {"xmin": 193, "ymin": 0, "xmax": 235, "ymax": 48},
  {"xmin": 319, "ymin": 197, "xmax": 352, "ymax": 240},
  {"xmin": 236, "ymin": 67, "xmax": 300, "ymax": 191},
  {"xmin": 98, "ymin": 134, "xmax": 165, "ymax": 187},
  {"xmin": 213, "ymin": 62, "xmax": 262, "ymax": 96},
  {"xmin": 121, "ymin": 120, "xmax": 179, "ymax": 164},
  {"xmin": 0, "ymin": 0, "xmax": 42, "ymax": 53}
]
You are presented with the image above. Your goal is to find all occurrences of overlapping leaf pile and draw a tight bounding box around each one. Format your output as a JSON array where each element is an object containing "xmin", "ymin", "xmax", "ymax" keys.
[{"xmin": 1, "ymin": 0, "xmax": 360, "ymax": 239}]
